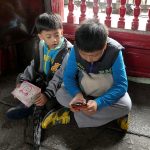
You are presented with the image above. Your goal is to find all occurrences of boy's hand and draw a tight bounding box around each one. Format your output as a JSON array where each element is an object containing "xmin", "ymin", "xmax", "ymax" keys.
[
  {"xmin": 82, "ymin": 100, "xmax": 97, "ymax": 115},
  {"xmin": 16, "ymin": 83, "xmax": 21, "ymax": 88},
  {"xmin": 35, "ymin": 93, "xmax": 48, "ymax": 106},
  {"xmin": 69, "ymin": 93, "xmax": 86, "ymax": 112}
]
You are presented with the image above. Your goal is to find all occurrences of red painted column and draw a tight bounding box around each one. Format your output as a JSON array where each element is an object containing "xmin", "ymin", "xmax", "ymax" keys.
[
  {"xmin": 79, "ymin": 0, "xmax": 86, "ymax": 23},
  {"xmin": 51, "ymin": 0, "xmax": 64, "ymax": 20},
  {"xmin": 118, "ymin": 0, "xmax": 126, "ymax": 28},
  {"xmin": 146, "ymin": 9, "xmax": 150, "ymax": 31},
  {"xmin": 93, "ymin": 0, "xmax": 99, "ymax": 19},
  {"xmin": 0, "ymin": 48, "xmax": 7, "ymax": 74},
  {"xmin": 8, "ymin": 46, "xmax": 16, "ymax": 72},
  {"xmin": 67, "ymin": 0, "xmax": 75, "ymax": 23},
  {"xmin": 105, "ymin": 0, "xmax": 112, "ymax": 27},
  {"xmin": 131, "ymin": 0, "xmax": 141, "ymax": 30},
  {"xmin": 0, "ymin": 49, "xmax": 3, "ymax": 75}
]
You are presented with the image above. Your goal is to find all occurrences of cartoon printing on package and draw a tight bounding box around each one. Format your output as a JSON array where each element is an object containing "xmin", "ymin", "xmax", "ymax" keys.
[{"xmin": 11, "ymin": 81, "xmax": 41, "ymax": 107}]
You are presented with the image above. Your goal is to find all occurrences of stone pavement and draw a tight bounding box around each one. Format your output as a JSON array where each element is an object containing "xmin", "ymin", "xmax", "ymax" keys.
[{"xmin": 0, "ymin": 73, "xmax": 150, "ymax": 150}]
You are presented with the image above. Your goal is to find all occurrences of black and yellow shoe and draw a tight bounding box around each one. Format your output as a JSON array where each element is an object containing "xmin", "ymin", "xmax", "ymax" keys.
[
  {"xmin": 117, "ymin": 115, "xmax": 129, "ymax": 131},
  {"xmin": 41, "ymin": 107, "xmax": 70, "ymax": 129}
]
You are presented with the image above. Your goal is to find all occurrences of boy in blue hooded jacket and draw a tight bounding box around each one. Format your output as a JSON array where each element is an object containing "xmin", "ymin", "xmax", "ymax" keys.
[{"xmin": 55, "ymin": 19, "xmax": 132, "ymax": 129}]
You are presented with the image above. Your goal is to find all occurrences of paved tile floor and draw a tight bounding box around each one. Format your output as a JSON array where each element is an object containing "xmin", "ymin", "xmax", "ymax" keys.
[{"xmin": 0, "ymin": 73, "xmax": 150, "ymax": 150}]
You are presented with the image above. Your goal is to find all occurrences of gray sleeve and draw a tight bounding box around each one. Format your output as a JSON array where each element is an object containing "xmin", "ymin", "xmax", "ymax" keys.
[
  {"xmin": 44, "ymin": 53, "xmax": 69, "ymax": 99},
  {"xmin": 16, "ymin": 60, "xmax": 36, "ymax": 84}
]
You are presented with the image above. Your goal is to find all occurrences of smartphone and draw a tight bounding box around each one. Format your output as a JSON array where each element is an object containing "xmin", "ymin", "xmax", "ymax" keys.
[{"xmin": 71, "ymin": 102, "xmax": 87, "ymax": 110}]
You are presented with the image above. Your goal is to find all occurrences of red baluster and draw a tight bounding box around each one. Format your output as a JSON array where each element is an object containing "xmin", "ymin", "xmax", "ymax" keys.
[
  {"xmin": 146, "ymin": 9, "xmax": 150, "ymax": 31},
  {"xmin": 93, "ymin": 0, "xmax": 99, "ymax": 19},
  {"xmin": 105, "ymin": 0, "xmax": 112, "ymax": 27},
  {"xmin": 118, "ymin": 0, "xmax": 126, "ymax": 28},
  {"xmin": 67, "ymin": 0, "xmax": 76, "ymax": 23},
  {"xmin": 131, "ymin": 0, "xmax": 141, "ymax": 30},
  {"xmin": 51, "ymin": 0, "xmax": 64, "ymax": 20},
  {"xmin": 79, "ymin": 0, "xmax": 86, "ymax": 23}
]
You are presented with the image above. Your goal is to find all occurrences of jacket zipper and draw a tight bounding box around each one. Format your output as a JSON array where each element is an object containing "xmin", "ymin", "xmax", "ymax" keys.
[{"xmin": 89, "ymin": 62, "xmax": 93, "ymax": 73}]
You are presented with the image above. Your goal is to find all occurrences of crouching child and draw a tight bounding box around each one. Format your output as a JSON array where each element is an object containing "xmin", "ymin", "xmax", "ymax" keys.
[{"xmin": 55, "ymin": 19, "xmax": 132, "ymax": 130}]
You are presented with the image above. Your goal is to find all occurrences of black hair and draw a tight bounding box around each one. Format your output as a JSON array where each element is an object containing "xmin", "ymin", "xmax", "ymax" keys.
[
  {"xmin": 35, "ymin": 12, "xmax": 63, "ymax": 33},
  {"xmin": 75, "ymin": 19, "xmax": 108, "ymax": 52}
]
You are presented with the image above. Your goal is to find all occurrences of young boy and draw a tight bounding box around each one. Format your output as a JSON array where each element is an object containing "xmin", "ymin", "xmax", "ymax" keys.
[
  {"xmin": 6, "ymin": 12, "xmax": 72, "ymax": 120},
  {"xmin": 55, "ymin": 19, "xmax": 132, "ymax": 129}
]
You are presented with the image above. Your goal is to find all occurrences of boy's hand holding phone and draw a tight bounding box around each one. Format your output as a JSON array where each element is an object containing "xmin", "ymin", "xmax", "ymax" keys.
[
  {"xmin": 70, "ymin": 96, "xmax": 97, "ymax": 115},
  {"xmin": 82, "ymin": 100, "xmax": 97, "ymax": 115},
  {"xmin": 69, "ymin": 93, "xmax": 87, "ymax": 112},
  {"xmin": 71, "ymin": 101, "xmax": 87, "ymax": 110}
]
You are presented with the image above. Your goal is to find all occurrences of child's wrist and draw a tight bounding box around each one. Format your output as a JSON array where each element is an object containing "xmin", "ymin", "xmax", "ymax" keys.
[{"xmin": 75, "ymin": 93, "xmax": 84, "ymax": 99}]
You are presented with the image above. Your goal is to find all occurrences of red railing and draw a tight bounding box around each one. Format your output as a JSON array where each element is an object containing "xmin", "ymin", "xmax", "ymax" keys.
[
  {"xmin": 52, "ymin": 0, "xmax": 150, "ymax": 31},
  {"xmin": 51, "ymin": 0, "xmax": 150, "ymax": 78}
]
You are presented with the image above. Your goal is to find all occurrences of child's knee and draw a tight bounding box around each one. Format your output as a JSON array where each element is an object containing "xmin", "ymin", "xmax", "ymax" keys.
[
  {"xmin": 122, "ymin": 94, "xmax": 132, "ymax": 113},
  {"xmin": 125, "ymin": 100, "xmax": 132, "ymax": 113},
  {"xmin": 119, "ymin": 93, "xmax": 132, "ymax": 114}
]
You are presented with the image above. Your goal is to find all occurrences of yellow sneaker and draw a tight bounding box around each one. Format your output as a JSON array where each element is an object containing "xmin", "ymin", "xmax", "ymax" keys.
[
  {"xmin": 41, "ymin": 108, "xmax": 70, "ymax": 129},
  {"xmin": 117, "ymin": 115, "xmax": 129, "ymax": 131}
]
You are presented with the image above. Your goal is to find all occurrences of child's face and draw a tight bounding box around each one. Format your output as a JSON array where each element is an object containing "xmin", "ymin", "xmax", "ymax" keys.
[
  {"xmin": 79, "ymin": 45, "xmax": 106, "ymax": 63},
  {"xmin": 38, "ymin": 29, "xmax": 63, "ymax": 49}
]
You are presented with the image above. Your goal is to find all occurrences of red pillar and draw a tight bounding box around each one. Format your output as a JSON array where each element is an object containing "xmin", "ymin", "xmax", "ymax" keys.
[
  {"xmin": 0, "ymin": 48, "xmax": 8, "ymax": 74},
  {"xmin": 0, "ymin": 49, "xmax": 3, "ymax": 75}
]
